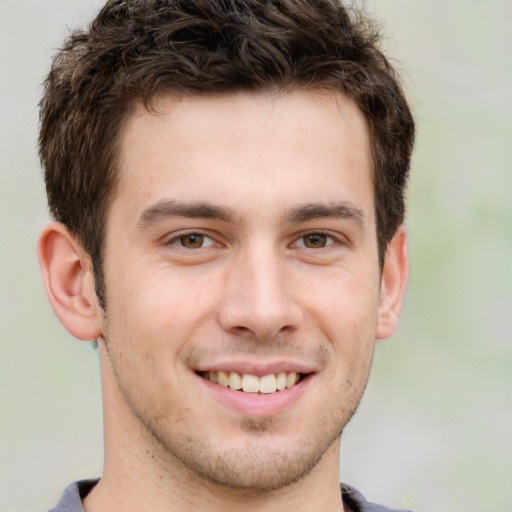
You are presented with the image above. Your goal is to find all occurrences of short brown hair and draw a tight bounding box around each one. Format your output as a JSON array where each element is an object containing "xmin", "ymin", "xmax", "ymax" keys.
[{"xmin": 39, "ymin": 0, "xmax": 415, "ymax": 308}]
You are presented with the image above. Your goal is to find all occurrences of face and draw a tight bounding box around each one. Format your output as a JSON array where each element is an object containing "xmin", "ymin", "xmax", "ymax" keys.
[{"xmin": 99, "ymin": 90, "xmax": 388, "ymax": 490}]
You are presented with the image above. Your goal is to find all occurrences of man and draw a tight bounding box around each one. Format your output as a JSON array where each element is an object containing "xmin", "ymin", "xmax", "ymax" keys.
[{"xmin": 38, "ymin": 0, "xmax": 415, "ymax": 510}]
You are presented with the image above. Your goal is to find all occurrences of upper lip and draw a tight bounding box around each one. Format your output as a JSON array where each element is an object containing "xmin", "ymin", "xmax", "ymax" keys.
[{"xmin": 194, "ymin": 359, "xmax": 317, "ymax": 376}]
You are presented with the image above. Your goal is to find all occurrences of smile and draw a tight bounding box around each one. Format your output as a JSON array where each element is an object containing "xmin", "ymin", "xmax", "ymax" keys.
[{"xmin": 199, "ymin": 371, "xmax": 304, "ymax": 394}]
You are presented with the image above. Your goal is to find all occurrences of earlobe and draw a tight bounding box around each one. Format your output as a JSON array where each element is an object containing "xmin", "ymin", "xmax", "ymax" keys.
[
  {"xmin": 376, "ymin": 225, "xmax": 409, "ymax": 340},
  {"xmin": 37, "ymin": 222, "xmax": 103, "ymax": 341}
]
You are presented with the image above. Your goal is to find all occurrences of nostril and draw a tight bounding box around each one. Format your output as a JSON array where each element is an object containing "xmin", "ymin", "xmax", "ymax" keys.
[{"xmin": 232, "ymin": 326, "xmax": 250, "ymax": 333}]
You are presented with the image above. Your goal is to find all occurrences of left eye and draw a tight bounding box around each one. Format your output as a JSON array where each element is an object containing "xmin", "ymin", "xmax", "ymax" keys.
[
  {"xmin": 174, "ymin": 233, "xmax": 216, "ymax": 249},
  {"xmin": 295, "ymin": 233, "xmax": 334, "ymax": 249}
]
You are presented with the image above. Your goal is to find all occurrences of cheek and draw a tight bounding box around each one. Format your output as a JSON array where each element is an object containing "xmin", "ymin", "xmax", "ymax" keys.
[
  {"xmin": 147, "ymin": 271, "xmax": 221, "ymax": 336},
  {"xmin": 302, "ymin": 268, "xmax": 381, "ymax": 332},
  {"xmin": 104, "ymin": 267, "xmax": 222, "ymax": 384},
  {"xmin": 301, "ymin": 270, "xmax": 379, "ymax": 378},
  {"xmin": 109, "ymin": 260, "xmax": 213, "ymax": 323}
]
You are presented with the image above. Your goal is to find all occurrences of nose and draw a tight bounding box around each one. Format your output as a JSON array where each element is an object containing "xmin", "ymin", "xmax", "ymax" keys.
[{"xmin": 216, "ymin": 245, "xmax": 303, "ymax": 340}]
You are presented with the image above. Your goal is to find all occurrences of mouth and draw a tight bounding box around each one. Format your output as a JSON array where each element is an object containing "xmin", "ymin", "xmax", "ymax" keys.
[{"xmin": 198, "ymin": 370, "xmax": 306, "ymax": 394}]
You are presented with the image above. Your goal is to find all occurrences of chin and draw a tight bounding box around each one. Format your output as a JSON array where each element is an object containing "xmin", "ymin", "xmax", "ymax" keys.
[
  {"xmin": 152, "ymin": 423, "xmax": 343, "ymax": 493},
  {"xmin": 187, "ymin": 446, "xmax": 324, "ymax": 492}
]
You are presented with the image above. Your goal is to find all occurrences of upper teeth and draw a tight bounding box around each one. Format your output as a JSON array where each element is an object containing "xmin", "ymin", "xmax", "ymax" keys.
[{"xmin": 206, "ymin": 371, "xmax": 300, "ymax": 394}]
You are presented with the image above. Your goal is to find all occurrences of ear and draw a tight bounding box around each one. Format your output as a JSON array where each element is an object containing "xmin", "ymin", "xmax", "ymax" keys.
[
  {"xmin": 376, "ymin": 225, "xmax": 409, "ymax": 340},
  {"xmin": 37, "ymin": 222, "xmax": 103, "ymax": 341}
]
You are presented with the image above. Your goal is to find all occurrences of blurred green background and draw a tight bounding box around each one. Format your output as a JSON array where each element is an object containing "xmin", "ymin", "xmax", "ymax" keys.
[{"xmin": 0, "ymin": 1, "xmax": 510, "ymax": 510}]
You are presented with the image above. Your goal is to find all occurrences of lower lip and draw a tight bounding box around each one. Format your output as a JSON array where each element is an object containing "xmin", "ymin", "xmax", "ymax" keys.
[{"xmin": 197, "ymin": 374, "xmax": 311, "ymax": 417}]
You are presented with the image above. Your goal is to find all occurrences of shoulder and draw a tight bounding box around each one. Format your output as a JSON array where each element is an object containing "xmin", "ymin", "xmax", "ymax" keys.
[
  {"xmin": 47, "ymin": 479, "xmax": 98, "ymax": 512},
  {"xmin": 341, "ymin": 483, "xmax": 414, "ymax": 512}
]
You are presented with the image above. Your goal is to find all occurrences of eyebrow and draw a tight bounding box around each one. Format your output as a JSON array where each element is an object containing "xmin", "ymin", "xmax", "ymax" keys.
[
  {"xmin": 136, "ymin": 199, "xmax": 238, "ymax": 229},
  {"xmin": 286, "ymin": 202, "xmax": 365, "ymax": 226},
  {"xmin": 136, "ymin": 199, "xmax": 365, "ymax": 230}
]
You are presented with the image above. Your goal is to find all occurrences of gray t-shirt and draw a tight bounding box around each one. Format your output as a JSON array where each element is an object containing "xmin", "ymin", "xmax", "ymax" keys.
[{"xmin": 48, "ymin": 479, "xmax": 413, "ymax": 511}]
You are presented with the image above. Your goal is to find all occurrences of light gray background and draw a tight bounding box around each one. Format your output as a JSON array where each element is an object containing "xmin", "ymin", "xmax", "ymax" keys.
[{"xmin": 1, "ymin": 1, "xmax": 511, "ymax": 511}]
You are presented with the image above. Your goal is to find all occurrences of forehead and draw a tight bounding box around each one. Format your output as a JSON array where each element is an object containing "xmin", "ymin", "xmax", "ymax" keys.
[
  {"xmin": 123, "ymin": 89, "xmax": 370, "ymax": 155},
  {"xmin": 112, "ymin": 89, "xmax": 373, "ymax": 226}
]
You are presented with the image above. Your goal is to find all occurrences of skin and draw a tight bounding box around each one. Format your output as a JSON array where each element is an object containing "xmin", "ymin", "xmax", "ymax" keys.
[{"xmin": 38, "ymin": 89, "xmax": 408, "ymax": 512}]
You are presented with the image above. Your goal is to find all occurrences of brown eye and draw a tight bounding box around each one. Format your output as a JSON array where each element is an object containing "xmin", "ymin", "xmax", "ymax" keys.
[
  {"xmin": 302, "ymin": 233, "xmax": 328, "ymax": 248},
  {"xmin": 179, "ymin": 233, "xmax": 204, "ymax": 248}
]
